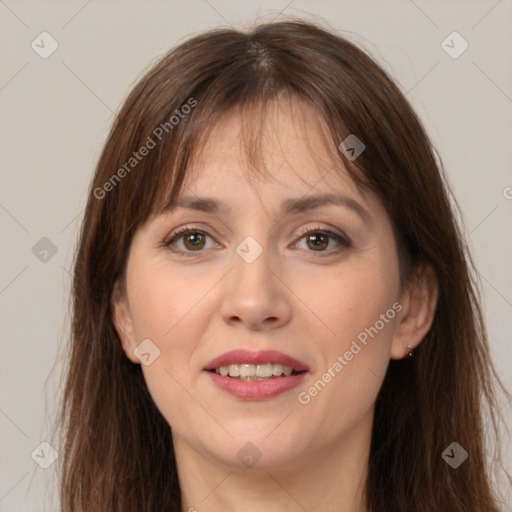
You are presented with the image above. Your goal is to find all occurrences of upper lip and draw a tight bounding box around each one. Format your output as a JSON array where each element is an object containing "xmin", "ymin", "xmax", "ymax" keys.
[{"xmin": 204, "ymin": 349, "xmax": 309, "ymax": 372}]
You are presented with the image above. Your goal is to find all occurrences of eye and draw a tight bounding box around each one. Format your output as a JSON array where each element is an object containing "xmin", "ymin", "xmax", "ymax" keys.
[
  {"xmin": 293, "ymin": 225, "xmax": 351, "ymax": 256},
  {"xmin": 163, "ymin": 224, "xmax": 351, "ymax": 258},
  {"xmin": 164, "ymin": 225, "xmax": 216, "ymax": 257}
]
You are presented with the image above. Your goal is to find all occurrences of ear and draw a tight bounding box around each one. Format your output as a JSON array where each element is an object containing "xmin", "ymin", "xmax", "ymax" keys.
[
  {"xmin": 390, "ymin": 263, "xmax": 439, "ymax": 360},
  {"xmin": 111, "ymin": 278, "xmax": 140, "ymax": 364}
]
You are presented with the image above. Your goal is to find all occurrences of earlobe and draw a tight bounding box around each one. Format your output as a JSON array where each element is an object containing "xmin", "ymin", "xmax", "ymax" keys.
[
  {"xmin": 390, "ymin": 263, "xmax": 439, "ymax": 360},
  {"xmin": 111, "ymin": 279, "xmax": 140, "ymax": 364}
]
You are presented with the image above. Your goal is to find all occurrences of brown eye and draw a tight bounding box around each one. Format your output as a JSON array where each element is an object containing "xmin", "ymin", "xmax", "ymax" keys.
[
  {"xmin": 305, "ymin": 233, "xmax": 329, "ymax": 251},
  {"xmin": 165, "ymin": 227, "xmax": 215, "ymax": 256},
  {"xmin": 295, "ymin": 227, "xmax": 351, "ymax": 255},
  {"xmin": 182, "ymin": 232, "xmax": 206, "ymax": 250}
]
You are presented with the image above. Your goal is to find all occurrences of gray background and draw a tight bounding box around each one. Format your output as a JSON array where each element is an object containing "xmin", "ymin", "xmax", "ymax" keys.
[{"xmin": 1, "ymin": 1, "xmax": 511, "ymax": 510}]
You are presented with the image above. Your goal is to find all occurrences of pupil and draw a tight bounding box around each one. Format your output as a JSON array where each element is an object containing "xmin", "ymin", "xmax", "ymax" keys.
[
  {"xmin": 185, "ymin": 233, "xmax": 204, "ymax": 250},
  {"xmin": 308, "ymin": 234, "xmax": 327, "ymax": 250}
]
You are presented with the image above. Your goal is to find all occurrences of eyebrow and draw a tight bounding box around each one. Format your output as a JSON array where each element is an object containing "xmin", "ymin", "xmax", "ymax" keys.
[{"xmin": 170, "ymin": 193, "xmax": 372, "ymax": 224}]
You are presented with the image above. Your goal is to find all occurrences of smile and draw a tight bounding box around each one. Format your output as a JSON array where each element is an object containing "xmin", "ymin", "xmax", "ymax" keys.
[{"xmin": 212, "ymin": 363, "xmax": 302, "ymax": 380}]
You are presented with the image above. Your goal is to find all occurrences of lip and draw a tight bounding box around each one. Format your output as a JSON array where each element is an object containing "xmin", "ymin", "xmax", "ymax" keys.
[
  {"xmin": 204, "ymin": 349, "xmax": 310, "ymax": 372},
  {"xmin": 206, "ymin": 371, "xmax": 308, "ymax": 401},
  {"xmin": 203, "ymin": 349, "xmax": 310, "ymax": 401}
]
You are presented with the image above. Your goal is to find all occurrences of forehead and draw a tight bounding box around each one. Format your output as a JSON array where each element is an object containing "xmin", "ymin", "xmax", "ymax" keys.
[{"xmin": 182, "ymin": 97, "xmax": 367, "ymax": 206}]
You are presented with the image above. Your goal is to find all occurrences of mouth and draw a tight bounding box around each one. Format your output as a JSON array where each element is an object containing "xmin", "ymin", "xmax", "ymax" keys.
[
  {"xmin": 205, "ymin": 364, "xmax": 308, "ymax": 401},
  {"xmin": 203, "ymin": 349, "xmax": 309, "ymax": 399},
  {"xmin": 204, "ymin": 349, "xmax": 309, "ymax": 376},
  {"xmin": 207, "ymin": 363, "xmax": 305, "ymax": 381}
]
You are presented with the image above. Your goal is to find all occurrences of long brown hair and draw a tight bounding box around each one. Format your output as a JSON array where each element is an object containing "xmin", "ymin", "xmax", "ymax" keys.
[{"xmin": 56, "ymin": 18, "xmax": 511, "ymax": 511}]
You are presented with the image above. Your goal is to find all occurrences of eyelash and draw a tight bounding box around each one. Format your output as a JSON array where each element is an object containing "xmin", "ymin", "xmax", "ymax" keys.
[{"xmin": 163, "ymin": 224, "xmax": 351, "ymax": 258}]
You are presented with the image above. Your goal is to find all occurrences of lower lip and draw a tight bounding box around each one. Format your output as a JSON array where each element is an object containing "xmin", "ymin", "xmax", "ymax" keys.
[{"xmin": 205, "ymin": 371, "xmax": 308, "ymax": 400}]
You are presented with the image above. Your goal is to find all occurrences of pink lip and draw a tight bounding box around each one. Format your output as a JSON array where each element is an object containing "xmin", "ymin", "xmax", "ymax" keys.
[
  {"xmin": 204, "ymin": 349, "xmax": 309, "ymax": 372},
  {"xmin": 203, "ymin": 349, "xmax": 309, "ymax": 401},
  {"xmin": 205, "ymin": 371, "xmax": 308, "ymax": 401}
]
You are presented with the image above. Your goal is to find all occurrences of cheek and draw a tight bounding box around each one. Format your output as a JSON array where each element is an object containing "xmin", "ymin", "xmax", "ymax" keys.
[
  {"xmin": 124, "ymin": 259, "xmax": 216, "ymax": 415},
  {"xmin": 291, "ymin": 249, "xmax": 399, "ymax": 422},
  {"xmin": 128, "ymin": 282, "xmax": 173, "ymax": 343},
  {"xmin": 295, "ymin": 251, "xmax": 399, "ymax": 348},
  {"xmin": 125, "ymin": 271, "xmax": 205, "ymax": 433},
  {"xmin": 127, "ymin": 259, "xmax": 207, "ymax": 344}
]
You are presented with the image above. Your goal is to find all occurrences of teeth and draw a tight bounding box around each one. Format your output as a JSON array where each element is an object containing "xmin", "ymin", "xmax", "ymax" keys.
[
  {"xmin": 272, "ymin": 364, "xmax": 283, "ymax": 376},
  {"xmin": 257, "ymin": 363, "xmax": 273, "ymax": 378},
  {"xmin": 240, "ymin": 364, "xmax": 256, "ymax": 378},
  {"xmin": 214, "ymin": 363, "xmax": 297, "ymax": 379},
  {"xmin": 228, "ymin": 364, "xmax": 240, "ymax": 377}
]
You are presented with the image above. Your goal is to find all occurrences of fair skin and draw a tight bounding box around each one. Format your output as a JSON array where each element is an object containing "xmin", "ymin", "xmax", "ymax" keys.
[{"xmin": 112, "ymin": 98, "xmax": 438, "ymax": 512}]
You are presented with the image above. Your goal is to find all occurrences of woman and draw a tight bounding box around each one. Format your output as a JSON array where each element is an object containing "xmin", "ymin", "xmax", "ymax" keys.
[{"xmin": 56, "ymin": 19, "xmax": 510, "ymax": 511}]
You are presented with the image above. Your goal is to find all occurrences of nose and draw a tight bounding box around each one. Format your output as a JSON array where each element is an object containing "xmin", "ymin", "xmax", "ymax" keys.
[{"xmin": 219, "ymin": 241, "xmax": 292, "ymax": 331}]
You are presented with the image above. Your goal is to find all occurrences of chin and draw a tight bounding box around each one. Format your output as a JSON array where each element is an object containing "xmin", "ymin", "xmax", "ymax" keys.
[
  {"xmin": 201, "ymin": 425, "xmax": 306, "ymax": 470},
  {"xmin": 209, "ymin": 443, "xmax": 300, "ymax": 471}
]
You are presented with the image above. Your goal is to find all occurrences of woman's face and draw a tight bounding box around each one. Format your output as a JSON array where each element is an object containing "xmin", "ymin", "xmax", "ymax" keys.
[{"xmin": 112, "ymin": 99, "xmax": 416, "ymax": 473}]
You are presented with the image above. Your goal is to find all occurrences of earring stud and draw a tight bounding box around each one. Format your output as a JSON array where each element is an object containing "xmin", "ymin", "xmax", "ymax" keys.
[{"xmin": 405, "ymin": 344, "xmax": 414, "ymax": 357}]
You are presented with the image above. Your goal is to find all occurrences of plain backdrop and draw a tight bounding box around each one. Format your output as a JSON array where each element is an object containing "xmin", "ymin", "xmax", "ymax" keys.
[{"xmin": 1, "ymin": 1, "xmax": 511, "ymax": 510}]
